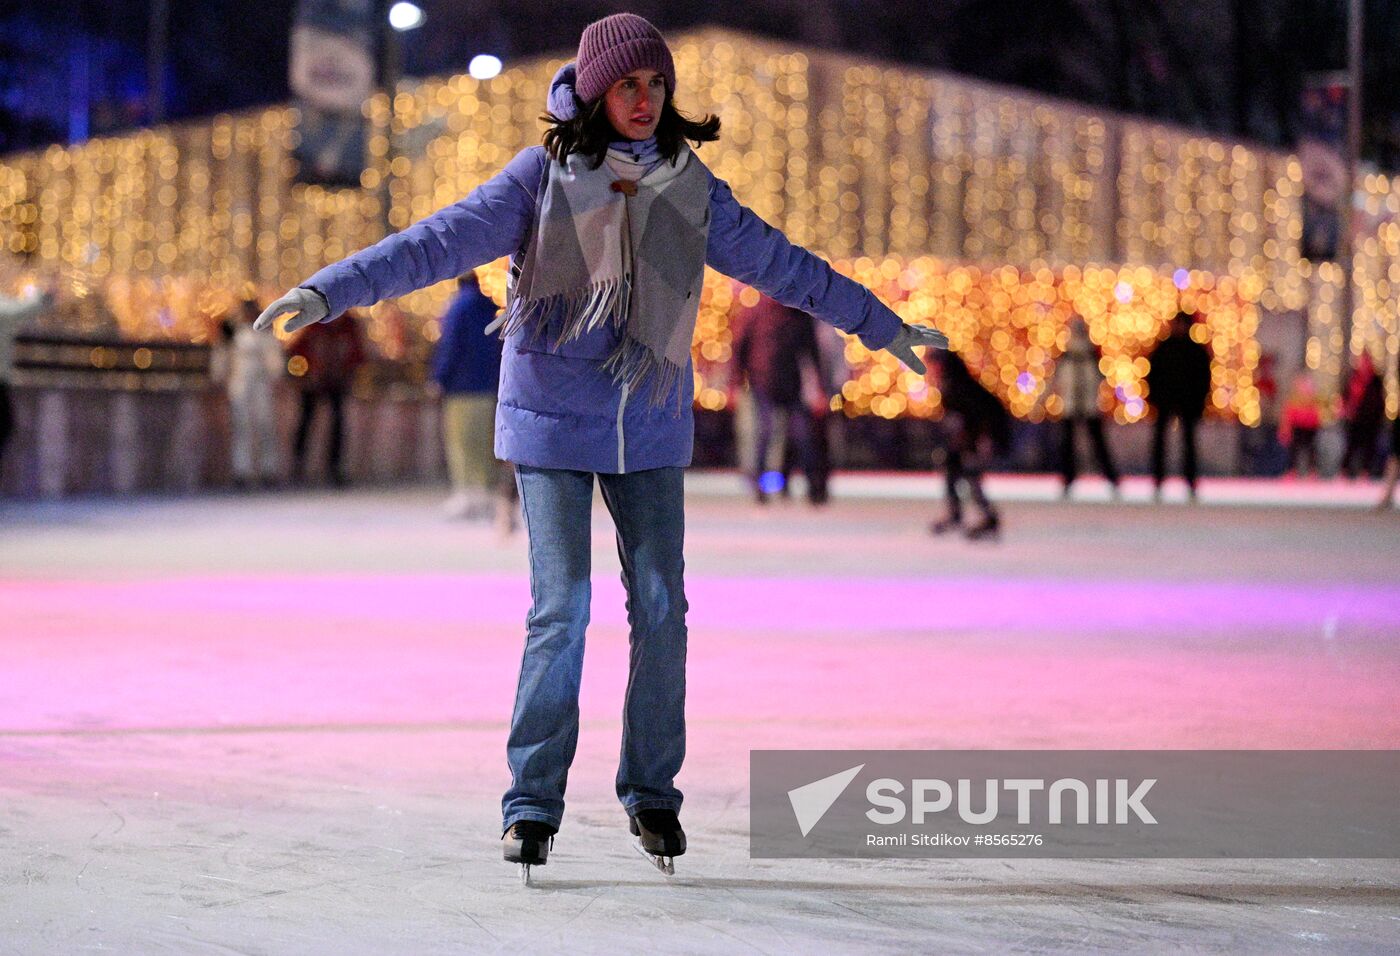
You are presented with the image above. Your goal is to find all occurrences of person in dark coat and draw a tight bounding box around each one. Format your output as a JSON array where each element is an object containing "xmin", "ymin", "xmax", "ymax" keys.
[
  {"xmin": 1341, "ymin": 351, "xmax": 1385, "ymax": 479},
  {"xmin": 1145, "ymin": 311, "xmax": 1212, "ymax": 501},
  {"xmin": 778, "ymin": 323, "xmax": 839, "ymax": 505},
  {"xmin": 432, "ymin": 271, "xmax": 514, "ymax": 524},
  {"xmin": 733, "ymin": 293, "xmax": 828, "ymax": 504},
  {"xmin": 288, "ymin": 310, "xmax": 367, "ymax": 486},
  {"xmin": 1377, "ymin": 412, "xmax": 1399, "ymax": 509},
  {"xmin": 928, "ymin": 349, "xmax": 1011, "ymax": 540}
]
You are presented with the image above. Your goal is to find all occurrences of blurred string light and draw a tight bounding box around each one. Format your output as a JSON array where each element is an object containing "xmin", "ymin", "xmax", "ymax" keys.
[
  {"xmin": 388, "ymin": 2, "xmax": 425, "ymax": 31},
  {"xmin": 682, "ymin": 258, "xmax": 1263, "ymax": 426},
  {"xmin": 0, "ymin": 29, "xmax": 1393, "ymax": 416}
]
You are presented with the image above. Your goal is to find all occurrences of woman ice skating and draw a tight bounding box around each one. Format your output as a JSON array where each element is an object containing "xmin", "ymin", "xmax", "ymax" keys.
[{"xmin": 254, "ymin": 13, "xmax": 947, "ymax": 883}]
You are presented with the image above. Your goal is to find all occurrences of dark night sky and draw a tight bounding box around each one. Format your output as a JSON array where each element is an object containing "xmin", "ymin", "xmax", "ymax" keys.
[{"xmin": 2, "ymin": 0, "xmax": 1397, "ymax": 166}]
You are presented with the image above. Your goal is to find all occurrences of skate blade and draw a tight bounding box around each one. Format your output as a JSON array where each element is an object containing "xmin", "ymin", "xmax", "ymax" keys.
[
  {"xmin": 632, "ymin": 838, "xmax": 675, "ymax": 876},
  {"xmin": 519, "ymin": 863, "xmax": 533, "ymax": 887}
]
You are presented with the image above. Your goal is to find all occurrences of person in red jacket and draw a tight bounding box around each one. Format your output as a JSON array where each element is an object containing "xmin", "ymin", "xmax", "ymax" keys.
[
  {"xmin": 1277, "ymin": 370, "xmax": 1331, "ymax": 478},
  {"xmin": 287, "ymin": 311, "xmax": 367, "ymax": 486}
]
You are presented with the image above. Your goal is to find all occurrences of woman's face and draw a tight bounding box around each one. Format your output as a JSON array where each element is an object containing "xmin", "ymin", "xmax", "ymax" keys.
[{"xmin": 603, "ymin": 68, "xmax": 666, "ymax": 141}]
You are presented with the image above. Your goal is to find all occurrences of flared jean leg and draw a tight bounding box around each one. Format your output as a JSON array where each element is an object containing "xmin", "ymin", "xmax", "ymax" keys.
[
  {"xmin": 501, "ymin": 465, "xmax": 596, "ymax": 833},
  {"xmin": 598, "ymin": 466, "xmax": 688, "ymax": 816}
]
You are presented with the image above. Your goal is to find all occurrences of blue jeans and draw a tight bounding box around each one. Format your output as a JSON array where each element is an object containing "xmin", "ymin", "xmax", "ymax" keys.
[{"xmin": 502, "ymin": 465, "xmax": 688, "ymax": 833}]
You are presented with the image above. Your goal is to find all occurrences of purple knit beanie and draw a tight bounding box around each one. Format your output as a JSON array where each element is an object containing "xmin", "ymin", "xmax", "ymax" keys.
[{"xmin": 574, "ymin": 13, "xmax": 676, "ymax": 106}]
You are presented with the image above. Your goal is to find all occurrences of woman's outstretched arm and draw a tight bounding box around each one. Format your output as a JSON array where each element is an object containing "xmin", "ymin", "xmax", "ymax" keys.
[
  {"xmin": 703, "ymin": 170, "xmax": 945, "ymax": 372},
  {"xmin": 704, "ymin": 172, "xmax": 901, "ymax": 350},
  {"xmin": 258, "ymin": 147, "xmax": 546, "ymax": 331}
]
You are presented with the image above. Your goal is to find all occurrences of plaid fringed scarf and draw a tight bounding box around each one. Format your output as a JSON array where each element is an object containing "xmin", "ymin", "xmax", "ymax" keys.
[{"xmin": 498, "ymin": 144, "xmax": 711, "ymax": 408}]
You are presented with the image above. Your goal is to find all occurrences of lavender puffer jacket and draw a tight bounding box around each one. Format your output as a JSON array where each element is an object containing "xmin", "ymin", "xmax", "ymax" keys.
[{"xmin": 302, "ymin": 146, "xmax": 901, "ymax": 474}]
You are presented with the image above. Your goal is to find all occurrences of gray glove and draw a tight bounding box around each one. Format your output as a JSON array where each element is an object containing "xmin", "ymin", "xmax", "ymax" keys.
[
  {"xmin": 884, "ymin": 322, "xmax": 949, "ymax": 375},
  {"xmin": 253, "ymin": 287, "xmax": 330, "ymax": 334}
]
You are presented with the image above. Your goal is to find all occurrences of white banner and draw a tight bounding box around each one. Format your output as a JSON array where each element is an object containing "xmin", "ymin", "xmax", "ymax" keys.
[{"xmin": 289, "ymin": 24, "xmax": 375, "ymax": 114}]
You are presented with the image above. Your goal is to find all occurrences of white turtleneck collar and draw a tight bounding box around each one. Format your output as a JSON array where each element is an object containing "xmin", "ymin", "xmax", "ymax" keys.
[{"xmin": 607, "ymin": 135, "xmax": 662, "ymax": 168}]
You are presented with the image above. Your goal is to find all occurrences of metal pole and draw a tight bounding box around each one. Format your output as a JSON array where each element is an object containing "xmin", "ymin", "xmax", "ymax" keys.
[
  {"xmin": 67, "ymin": 0, "xmax": 89, "ymax": 143},
  {"xmin": 380, "ymin": 0, "xmax": 400, "ymax": 235},
  {"xmin": 1338, "ymin": 0, "xmax": 1363, "ymax": 366},
  {"xmin": 148, "ymin": 0, "xmax": 170, "ymax": 125}
]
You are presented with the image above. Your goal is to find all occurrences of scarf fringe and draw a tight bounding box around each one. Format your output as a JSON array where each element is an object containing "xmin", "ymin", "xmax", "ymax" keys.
[
  {"xmin": 501, "ymin": 275, "xmax": 686, "ymax": 413},
  {"xmin": 601, "ymin": 334, "xmax": 687, "ymax": 413},
  {"xmin": 498, "ymin": 274, "xmax": 632, "ymax": 351}
]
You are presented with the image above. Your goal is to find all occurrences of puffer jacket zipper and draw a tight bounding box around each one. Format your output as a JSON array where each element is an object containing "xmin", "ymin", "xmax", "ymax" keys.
[
  {"xmin": 613, "ymin": 167, "xmax": 635, "ymax": 475},
  {"xmin": 616, "ymin": 382, "xmax": 628, "ymax": 472}
]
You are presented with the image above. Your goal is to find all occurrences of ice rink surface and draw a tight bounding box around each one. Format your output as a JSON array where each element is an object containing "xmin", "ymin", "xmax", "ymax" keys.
[{"xmin": 2, "ymin": 473, "xmax": 1398, "ymax": 954}]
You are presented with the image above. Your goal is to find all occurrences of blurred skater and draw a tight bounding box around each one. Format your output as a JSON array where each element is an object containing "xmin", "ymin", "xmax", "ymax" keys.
[
  {"xmin": 929, "ymin": 350, "xmax": 1010, "ymax": 541},
  {"xmin": 733, "ymin": 292, "xmax": 828, "ymax": 504},
  {"xmin": 1277, "ymin": 370, "xmax": 1330, "ymax": 479},
  {"xmin": 1378, "ymin": 413, "xmax": 1399, "ymax": 510},
  {"xmin": 1243, "ymin": 352, "xmax": 1282, "ymax": 476},
  {"xmin": 1052, "ymin": 316, "xmax": 1119, "ymax": 498},
  {"xmin": 778, "ymin": 361, "xmax": 835, "ymax": 506},
  {"xmin": 1340, "ymin": 352, "xmax": 1385, "ymax": 479},
  {"xmin": 212, "ymin": 299, "xmax": 285, "ymax": 489},
  {"xmin": 432, "ymin": 271, "xmax": 516, "ymax": 528},
  {"xmin": 1146, "ymin": 311, "xmax": 1212, "ymax": 502},
  {"xmin": 289, "ymin": 310, "xmax": 367, "ymax": 487}
]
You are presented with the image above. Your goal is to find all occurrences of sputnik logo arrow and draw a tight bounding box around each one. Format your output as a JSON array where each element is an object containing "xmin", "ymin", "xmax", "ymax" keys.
[{"xmin": 787, "ymin": 764, "xmax": 864, "ymax": 837}]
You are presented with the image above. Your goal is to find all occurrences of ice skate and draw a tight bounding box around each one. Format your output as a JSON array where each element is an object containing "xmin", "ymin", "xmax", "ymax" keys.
[
  {"xmin": 629, "ymin": 808, "xmax": 685, "ymax": 876},
  {"xmin": 502, "ymin": 820, "xmax": 556, "ymax": 886},
  {"xmin": 928, "ymin": 515, "xmax": 961, "ymax": 536},
  {"xmin": 965, "ymin": 515, "xmax": 1000, "ymax": 541},
  {"xmin": 442, "ymin": 489, "xmax": 474, "ymax": 520}
]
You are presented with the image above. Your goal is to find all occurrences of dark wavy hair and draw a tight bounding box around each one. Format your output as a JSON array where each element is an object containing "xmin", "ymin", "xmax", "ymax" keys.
[{"xmin": 542, "ymin": 94, "xmax": 721, "ymax": 169}]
